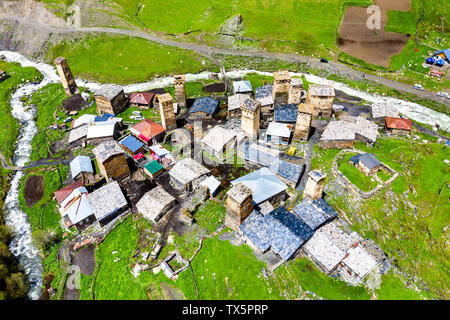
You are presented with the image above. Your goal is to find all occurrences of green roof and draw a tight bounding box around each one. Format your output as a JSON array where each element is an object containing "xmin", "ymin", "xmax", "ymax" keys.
[{"xmin": 144, "ymin": 160, "xmax": 163, "ymax": 174}]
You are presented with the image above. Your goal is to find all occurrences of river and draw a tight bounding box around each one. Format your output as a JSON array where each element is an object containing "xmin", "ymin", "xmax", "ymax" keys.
[{"xmin": 0, "ymin": 50, "xmax": 448, "ymax": 300}]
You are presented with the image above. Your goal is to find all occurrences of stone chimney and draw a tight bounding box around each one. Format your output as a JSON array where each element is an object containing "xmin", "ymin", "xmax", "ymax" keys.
[{"xmin": 303, "ymin": 170, "xmax": 326, "ymax": 201}]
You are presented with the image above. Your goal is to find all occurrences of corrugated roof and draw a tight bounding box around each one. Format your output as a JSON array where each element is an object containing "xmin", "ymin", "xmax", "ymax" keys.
[
  {"xmin": 231, "ymin": 167, "xmax": 287, "ymax": 204},
  {"xmin": 274, "ymin": 104, "xmax": 298, "ymax": 123},
  {"xmin": 144, "ymin": 160, "xmax": 163, "ymax": 174},
  {"xmin": 233, "ymin": 80, "xmax": 252, "ymax": 93},
  {"xmin": 385, "ymin": 117, "xmax": 412, "ymax": 130},
  {"xmin": 189, "ymin": 97, "xmax": 219, "ymax": 115},
  {"xmin": 119, "ymin": 135, "xmax": 144, "ymax": 153},
  {"xmin": 149, "ymin": 144, "xmax": 170, "ymax": 157},
  {"xmin": 59, "ymin": 187, "xmax": 93, "ymax": 225},
  {"xmin": 200, "ymin": 176, "xmax": 221, "ymax": 195},
  {"xmin": 87, "ymin": 123, "xmax": 116, "ymax": 139},
  {"xmin": 54, "ymin": 180, "xmax": 84, "ymax": 205},
  {"xmin": 131, "ymin": 119, "xmax": 165, "ymax": 140},
  {"xmin": 70, "ymin": 156, "xmax": 93, "ymax": 179}
]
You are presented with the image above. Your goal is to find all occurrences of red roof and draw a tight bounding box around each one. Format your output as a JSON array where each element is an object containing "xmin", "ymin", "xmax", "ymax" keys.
[
  {"xmin": 132, "ymin": 119, "xmax": 165, "ymax": 140},
  {"xmin": 385, "ymin": 117, "xmax": 412, "ymax": 131},
  {"xmin": 129, "ymin": 92, "xmax": 155, "ymax": 105},
  {"xmin": 54, "ymin": 180, "xmax": 84, "ymax": 205}
]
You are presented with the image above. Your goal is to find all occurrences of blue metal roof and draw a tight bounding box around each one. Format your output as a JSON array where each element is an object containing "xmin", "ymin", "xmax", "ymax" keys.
[
  {"xmin": 349, "ymin": 154, "xmax": 362, "ymax": 164},
  {"xmin": 433, "ymin": 49, "xmax": 450, "ymax": 61},
  {"xmin": 231, "ymin": 167, "xmax": 287, "ymax": 204},
  {"xmin": 233, "ymin": 80, "xmax": 252, "ymax": 93},
  {"xmin": 70, "ymin": 155, "xmax": 93, "ymax": 179},
  {"xmin": 189, "ymin": 97, "xmax": 219, "ymax": 115},
  {"xmin": 240, "ymin": 207, "xmax": 314, "ymax": 260},
  {"xmin": 120, "ymin": 135, "xmax": 144, "ymax": 153},
  {"xmin": 274, "ymin": 104, "xmax": 298, "ymax": 123},
  {"xmin": 94, "ymin": 116, "xmax": 109, "ymax": 122},
  {"xmin": 238, "ymin": 142, "xmax": 303, "ymax": 186},
  {"xmin": 255, "ymin": 85, "xmax": 273, "ymax": 99}
]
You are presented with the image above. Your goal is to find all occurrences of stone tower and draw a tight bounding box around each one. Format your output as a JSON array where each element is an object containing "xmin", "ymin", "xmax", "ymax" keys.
[
  {"xmin": 157, "ymin": 93, "xmax": 177, "ymax": 131},
  {"xmin": 240, "ymin": 98, "xmax": 261, "ymax": 141},
  {"xmin": 225, "ymin": 182, "xmax": 254, "ymax": 231},
  {"xmin": 272, "ymin": 70, "xmax": 291, "ymax": 106},
  {"xmin": 289, "ymin": 77, "xmax": 303, "ymax": 104},
  {"xmin": 174, "ymin": 74, "xmax": 186, "ymax": 109},
  {"xmin": 303, "ymin": 170, "xmax": 326, "ymax": 201},
  {"xmin": 293, "ymin": 103, "xmax": 314, "ymax": 141},
  {"xmin": 54, "ymin": 57, "xmax": 78, "ymax": 96}
]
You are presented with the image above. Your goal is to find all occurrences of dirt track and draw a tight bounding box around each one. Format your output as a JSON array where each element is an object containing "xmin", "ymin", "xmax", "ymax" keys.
[{"xmin": 338, "ymin": 0, "xmax": 411, "ymax": 68}]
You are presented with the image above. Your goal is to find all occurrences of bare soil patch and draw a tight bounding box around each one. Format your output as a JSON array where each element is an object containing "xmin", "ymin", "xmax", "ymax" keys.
[
  {"xmin": 337, "ymin": 0, "xmax": 411, "ymax": 68},
  {"xmin": 24, "ymin": 174, "xmax": 44, "ymax": 207},
  {"xmin": 72, "ymin": 244, "xmax": 96, "ymax": 276}
]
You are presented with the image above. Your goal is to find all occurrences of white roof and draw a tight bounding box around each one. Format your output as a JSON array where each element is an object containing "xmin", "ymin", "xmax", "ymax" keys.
[
  {"xmin": 233, "ymin": 80, "xmax": 252, "ymax": 93},
  {"xmin": 136, "ymin": 186, "xmax": 175, "ymax": 222},
  {"xmin": 87, "ymin": 124, "xmax": 116, "ymax": 139},
  {"xmin": 342, "ymin": 245, "xmax": 379, "ymax": 278},
  {"xmin": 68, "ymin": 124, "xmax": 88, "ymax": 144},
  {"xmin": 59, "ymin": 187, "xmax": 94, "ymax": 225},
  {"xmin": 70, "ymin": 155, "xmax": 93, "ymax": 178},
  {"xmin": 149, "ymin": 144, "xmax": 170, "ymax": 157},
  {"xmin": 228, "ymin": 94, "xmax": 248, "ymax": 111},
  {"xmin": 201, "ymin": 126, "xmax": 236, "ymax": 153},
  {"xmin": 266, "ymin": 122, "xmax": 291, "ymax": 138},
  {"xmin": 169, "ymin": 157, "xmax": 210, "ymax": 185},
  {"xmin": 72, "ymin": 114, "xmax": 96, "ymax": 129},
  {"xmin": 200, "ymin": 176, "xmax": 221, "ymax": 195}
]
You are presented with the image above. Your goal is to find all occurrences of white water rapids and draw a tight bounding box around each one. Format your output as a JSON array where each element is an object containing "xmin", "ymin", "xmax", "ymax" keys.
[{"xmin": 0, "ymin": 50, "xmax": 448, "ymax": 299}]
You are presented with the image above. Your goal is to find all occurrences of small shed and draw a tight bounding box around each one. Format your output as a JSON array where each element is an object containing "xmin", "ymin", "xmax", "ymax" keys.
[
  {"xmin": 68, "ymin": 124, "xmax": 88, "ymax": 146},
  {"xmin": 58, "ymin": 187, "xmax": 95, "ymax": 231},
  {"xmin": 200, "ymin": 176, "xmax": 221, "ymax": 197},
  {"xmin": 385, "ymin": 117, "xmax": 412, "ymax": 136},
  {"xmin": 71, "ymin": 114, "xmax": 96, "ymax": 129},
  {"xmin": 88, "ymin": 181, "xmax": 128, "ymax": 227},
  {"xmin": 143, "ymin": 160, "xmax": 163, "ymax": 179},
  {"xmin": 92, "ymin": 140, "xmax": 130, "ymax": 180},
  {"xmin": 70, "ymin": 156, "xmax": 94, "ymax": 183},
  {"xmin": 136, "ymin": 186, "xmax": 176, "ymax": 223},
  {"xmin": 119, "ymin": 135, "xmax": 145, "ymax": 155},
  {"xmin": 266, "ymin": 122, "xmax": 291, "ymax": 145},
  {"xmin": 169, "ymin": 157, "xmax": 210, "ymax": 191},
  {"xmin": 188, "ymin": 97, "xmax": 220, "ymax": 119},
  {"xmin": 349, "ymin": 153, "xmax": 382, "ymax": 176},
  {"xmin": 129, "ymin": 92, "xmax": 155, "ymax": 108},
  {"xmin": 232, "ymin": 80, "xmax": 253, "ymax": 96},
  {"xmin": 130, "ymin": 119, "xmax": 165, "ymax": 145},
  {"xmin": 94, "ymin": 84, "xmax": 128, "ymax": 116}
]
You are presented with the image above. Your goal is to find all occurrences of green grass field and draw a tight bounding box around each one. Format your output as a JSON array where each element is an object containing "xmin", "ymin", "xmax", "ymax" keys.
[{"xmin": 337, "ymin": 153, "xmax": 379, "ymax": 192}]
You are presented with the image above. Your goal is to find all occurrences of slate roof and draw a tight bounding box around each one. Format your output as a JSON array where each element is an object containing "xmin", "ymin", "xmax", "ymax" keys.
[
  {"xmin": 342, "ymin": 245, "xmax": 378, "ymax": 278},
  {"xmin": 201, "ymin": 126, "xmax": 236, "ymax": 153},
  {"xmin": 233, "ymin": 80, "xmax": 252, "ymax": 93},
  {"xmin": 241, "ymin": 98, "xmax": 260, "ymax": 111},
  {"xmin": 371, "ymin": 103, "xmax": 399, "ymax": 119},
  {"xmin": 131, "ymin": 119, "xmax": 165, "ymax": 140},
  {"xmin": 92, "ymin": 140, "xmax": 124, "ymax": 163},
  {"xmin": 200, "ymin": 176, "xmax": 221, "ymax": 196},
  {"xmin": 321, "ymin": 117, "xmax": 379, "ymax": 143},
  {"xmin": 266, "ymin": 122, "xmax": 291, "ymax": 138},
  {"xmin": 274, "ymin": 104, "xmax": 298, "ymax": 123},
  {"xmin": 70, "ymin": 156, "xmax": 93, "ymax": 179},
  {"xmin": 227, "ymin": 182, "xmax": 253, "ymax": 204},
  {"xmin": 308, "ymin": 84, "xmax": 335, "ymax": 97},
  {"xmin": 136, "ymin": 186, "xmax": 175, "ymax": 222},
  {"xmin": 239, "ymin": 207, "xmax": 314, "ymax": 260},
  {"xmin": 293, "ymin": 199, "xmax": 338, "ymax": 230},
  {"xmin": 231, "ymin": 167, "xmax": 287, "ymax": 204},
  {"xmin": 189, "ymin": 97, "xmax": 219, "ymax": 115},
  {"xmin": 351, "ymin": 153, "xmax": 382, "ymax": 170},
  {"xmin": 238, "ymin": 142, "xmax": 303, "ymax": 186},
  {"xmin": 87, "ymin": 181, "xmax": 128, "ymax": 221},
  {"xmin": 255, "ymin": 85, "xmax": 274, "ymax": 106},
  {"xmin": 385, "ymin": 117, "xmax": 412, "ymax": 131},
  {"xmin": 94, "ymin": 84, "xmax": 124, "ymax": 100},
  {"xmin": 120, "ymin": 135, "xmax": 144, "ymax": 153},
  {"xmin": 228, "ymin": 94, "xmax": 248, "ymax": 111},
  {"xmin": 169, "ymin": 157, "xmax": 210, "ymax": 185}
]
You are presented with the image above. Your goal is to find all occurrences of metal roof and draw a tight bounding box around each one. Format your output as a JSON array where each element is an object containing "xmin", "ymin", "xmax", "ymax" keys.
[
  {"xmin": 233, "ymin": 80, "xmax": 252, "ymax": 93},
  {"xmin": 274, "ymin": 104, "xmax": 298, "ymax": 123},
  {"xmin": 149, "ymin": 144, "xmax": 170, "ymax": 157},
  {"xmin": 266, "ymin": 122, "xmax": 291, "ymax": 138},
  {"xmin": 385, "ymin": 117, "xmax": 412, "ymax": 131},
  {"xmin": 200, "ymin": 176, "xmax": 221, "ymax": 195},
  {"xmin": 87, "ymin": 124, "xmax": 116, "ymax": 139},
  {"xmin": 58, "ymin": 187, "xmax": 94, "ymax": 225},
  {"xmin": 70, "ymin": 156, "xmax": 94, "ymax": 179},
  {"xmin": 131, "ymin": 119, "xmax": 165, "ymax": 140},
  {"xmin": 231, "ymin": 167, "xmax": 287, "ymax": 204},
  {"xmin": 119, "ymin": 135, "xmax": 144, "ymax": 153},
  {"xmin": 189, "ymin": 97, "xmax": 219, "ymax": 115},
  {"xmin": 144, "ymin": 160, "xmax": 163, "ymax": 174},
  {"xmin": 240, "ymin": 207, "xmax": 314, "ymax": 260}
]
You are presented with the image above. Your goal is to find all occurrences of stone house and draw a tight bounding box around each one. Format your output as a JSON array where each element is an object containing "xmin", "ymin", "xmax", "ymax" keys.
[
  {"xmin": 288, "ymin": 77, "xmax": 303, "ymax": 104},
  {"xmin": 94, "ymin": 84, "xmax": 128, "ymax": 116},
  {"xmin": 188, "ymin": 97, "xmax": 220, "ymax": 120},
  {"xmin": 88, "ymin": 181, "xmax": 128, "ymax": 227},
  {"xmin": 136, "ymin": 186, "xmax": 176, "ymax": 223},
  {"xmin": 130, "ymin": 119, "xmax": 166, "ymax": 145},
  {"xmin": 293, "ymin": 103, "xmax": 313, "ymax": 141},
  {"xmin": 201, "ymin": 126, "xmax": 236, "ymax": 158},
  {"xmin": 371, "ymin": 103, "xmax": 399, "ymax": 123},
  {"xmin": 227, "ymin": 94, "xmax": 247, "ymax": 118},
  {"xmin": 174, "ymin": 75, "xmax": 186, "ymax": 109},
  {"xmin": 266, "ymin": 122, "xmax": 291, "ymax": 145},
  {"xmin": 92, "ymin": 140, "xmax": 130, "ymax": 180},
  {"xmin": 306, "ymin": 84, "xmax": 335, "ymax": 118},
  {"xmin": 303, "ymin": 170, "xmax": 325, "ymax": 201},
  {"xmin": 54, "ymin": 57, "xmax": 78, "ymax": 96},
  {"xmin": 232, "ymin": 80, "xmax": 253, "ymax": 97},
  {"xmin": 225, "ymin": 182, "xmax": 254, "ymax": 231},
  {"xmin": 69, "ymin": 156, "xmax": 95, "ymax": 184},
  {"xmin": 86, "ymin": 123, "xmax": 119, "ymax": 146},
  {"xmin": 255, "ymin": 85, "xmax": 274, "ymax": 114},
  {"xmin": 58, "ymin": 186, "xmax": 96, "ymax": 232},
  {"xmin": 240, "ymin": 98, "xmax": 261, "ymax": 141},
  {"xmin": 155, "ymin": 93, "xmax": 177, "ymax": 130},
  {"xmin": 272, "ymin": 70, "xmax": 291, "ymax": 106},
  {"xmin": 349, "ymin": 153, "xmax": 382, "ymax": 176},
  {"xmin": 169, "ymin": 157, "xmax": 210, "ymax": 191},
  {"xmin": 129, "ymin": 92, "xmax": 155, "ymax": 109}
]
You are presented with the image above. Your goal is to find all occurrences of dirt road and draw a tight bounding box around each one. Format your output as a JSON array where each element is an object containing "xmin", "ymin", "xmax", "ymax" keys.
[{"xmin": 1, "ymin": 14, "xmax": 448, "ymax": 107}]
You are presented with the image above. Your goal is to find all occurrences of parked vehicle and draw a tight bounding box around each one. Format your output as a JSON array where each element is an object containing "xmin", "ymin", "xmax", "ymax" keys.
[
  {"xmin": 63, "ymin": 117, "xmax": 73, "ymax": 123},
  {"xmin": 414, "ymin": 84, "xmax": 424, "ymax": 91},
  {"xmin": 435, "ymin": 59, "xmax": 445, "ymax": 67},
  {"xmin": 320, "ymin": 58, "xmax": 329, "ymax": 63},
  {"xmin": 426, "ymin": 57, "xmax": 436, "ymax": 64},
  {"xmin": 437, "ymin": 91, "xmax": 448, "ymax": 98}
]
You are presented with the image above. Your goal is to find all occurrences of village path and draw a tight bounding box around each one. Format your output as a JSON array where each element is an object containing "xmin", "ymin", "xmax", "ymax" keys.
[{"xmin": 1, "ymin": 15, "xmax": 449, "ymax": 108}]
